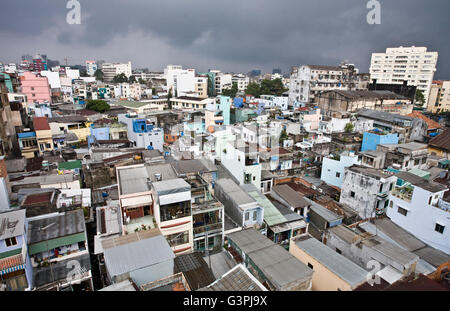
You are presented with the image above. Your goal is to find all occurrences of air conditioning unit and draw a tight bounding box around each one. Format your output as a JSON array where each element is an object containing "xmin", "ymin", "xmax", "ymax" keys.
[{"xmin": 312, "ymin": 185, "xmax": 317, "ymax": 190}]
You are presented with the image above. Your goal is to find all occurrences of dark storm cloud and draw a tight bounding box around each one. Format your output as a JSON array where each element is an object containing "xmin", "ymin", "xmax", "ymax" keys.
[{"xmin": 0, "ymin": 0, "xmax": 449, "ymax": 77}]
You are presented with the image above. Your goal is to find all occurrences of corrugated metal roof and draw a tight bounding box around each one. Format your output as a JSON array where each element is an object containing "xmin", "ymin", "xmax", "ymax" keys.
[
  {"xmin": 228, "ymin": 229, "xmax": 313, "ymax": 288},
  {"xmin": 200, "ymin": 264, "xmax": 267, "ymax": 291},
  {"xmin": 215, "ymin": 179, "xmax": 255, "ymax": 206},
  {"xmin": 272, "ymin": 185, "xmax": 310, "ymax": 208},
  {"xmin": 0, "ymin": 209, "xmax": 25, "ymax": 240},
  {"xmin": 242, "ymin": 184, "xmax": 286, "ymax": 227},
  {"xmin": 152, "ymin": 178, "xmax": 191, "ymax": 196},
  {"xmin": 28, "ymin": 232, "xmax": 87, "ymax": 255},
  {"xmin": 27, "ymin": 209, "xmax": 85, "ymax": 244},
  {"xmin": 104, "ymin": 234, "xmax": 175, "ymax": 277},
  {"xmin": 295, "ymin": 236, "xmax": 368, "ymax": 287}
]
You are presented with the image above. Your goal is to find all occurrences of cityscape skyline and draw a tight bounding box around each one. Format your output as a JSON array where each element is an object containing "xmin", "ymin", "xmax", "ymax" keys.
[{"xmin": 1, "ymin": 0, "xmax": 449, "ymax": 79}]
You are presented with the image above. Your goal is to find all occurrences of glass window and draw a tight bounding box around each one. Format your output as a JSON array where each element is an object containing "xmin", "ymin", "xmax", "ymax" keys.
[
  {"xmin": 166, "ymin": 231, "xmax": 189, "ymax": 247},
  {"xmin": 245, "ymin": 212, "xmax": 249, "ymax": 221},
  {"xmin": 435, "ymin": 223, "xmax": 445, "ymax": 234},
  {"xmin": 5, "ymin": 237, "xmax": 17, "ymax": 247}
]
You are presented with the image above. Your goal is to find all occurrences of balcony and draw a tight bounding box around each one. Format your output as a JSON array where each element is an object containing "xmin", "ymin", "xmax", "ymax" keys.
[
  {"xmin": 432, "ymin": 199, "xmax": 450, "ymax": 213},
  {"xmin": 391, "ymin": 185, "xmax": 413, "ymax": 202}
]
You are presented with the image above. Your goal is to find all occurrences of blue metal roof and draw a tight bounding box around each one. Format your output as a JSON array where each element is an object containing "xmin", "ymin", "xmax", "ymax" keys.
[{"xmin": 18, "ymin": 132, "xmax": 36, "ymax": 138}]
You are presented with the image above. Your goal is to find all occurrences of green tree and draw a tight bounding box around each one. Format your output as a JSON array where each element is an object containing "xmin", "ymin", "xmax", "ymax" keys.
[
  {"xmin": 279, "ymin": 128, "xmax": 289, "ymax": 145},
  {"xmin": 129, "ymin": 75, "xmax": 137, "ymax": 83},
  {"xmin": 138, "ymin": 78, "xmax": 146, "ymax": 84},
  {"xmin": 94, "ymin": 69, "xmax": 104, "ymax": 81},
  {"xmin": 222, "ymin": 82, "xmax": 238, "ymax": 97},
  {"xmin": 344, "ymin": 123, "xmax": 354, "ymax": 133},
  {"xmin": 245, "ymin": 82, "xmax": 261, "ymax": 97},
  {"xmin": 86, "ymin": 99, "xmax": 110, "ymax": 113},
  {"xmin": 112, "ymin": 73, "xmax": 128, "ymax": 83},
  {"xmin": 415, "ymin": 89, "xmax": 425, "ymax": 106}
]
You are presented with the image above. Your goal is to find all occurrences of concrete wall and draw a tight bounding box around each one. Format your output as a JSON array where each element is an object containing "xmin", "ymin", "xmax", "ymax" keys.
[{"xmin": 289, "ymin": 240, "xmax": 355, "ymax": 291}]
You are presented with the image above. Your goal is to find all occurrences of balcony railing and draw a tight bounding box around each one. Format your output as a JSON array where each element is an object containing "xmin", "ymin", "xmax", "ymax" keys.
[
  {"xmin": 193, "ymin": 222, "xmax": 223, "ymax": 235},
  {"xmin": 391, "ymin": 187, "xmax": 413, "ymax": 202}
]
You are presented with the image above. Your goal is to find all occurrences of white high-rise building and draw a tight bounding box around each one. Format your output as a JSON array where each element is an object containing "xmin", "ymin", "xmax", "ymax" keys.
[
  {"xmin": 370, "ymin": 46, "xmax": 438, "ymax": 105},
  {"xmin": 164, "ymin": 65, "xmax": 196, "ymax": 97},
  {"xmin": 232, "ymin": 74, "xmax": 250, "ymax": 92},
  {"xmin": 85, "ymin": 60, "xmax": 97, "ymax": 76},
  {"xmin": 102, "ymin": 61, "xmax": 132, "ymax": 82}
]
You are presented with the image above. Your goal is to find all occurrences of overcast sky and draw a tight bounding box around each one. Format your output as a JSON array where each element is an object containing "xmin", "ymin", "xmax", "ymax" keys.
[{"xmin": 0, "ymin": 0, "xmax": 449, "ymax": 78}]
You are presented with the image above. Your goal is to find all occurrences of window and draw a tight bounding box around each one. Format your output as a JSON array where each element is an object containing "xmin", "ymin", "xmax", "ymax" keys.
[
  {"xmin": 389, "ymin": 183, "xmax": 393, "ymax": 191},
  {"xmin": 335, "ymin": 248, "xmax": 342, "ymax": 255},
  {"xmin": 245, "ymin": 212, "xmax": 249, "ymax": 221},
  {"xmin": 350, "ymin": 191, "xmax": 355, "ymax": 198},
  {"xmin": 428, "ymin": 196, "xmax": 432, "ymax": 205},
  {"xmin": 336, "ymin": 172, "xmax": 340, "ymax": 178},
  {"xmin": 253, "ymin": 211, "xmax": 257, "ymax": 221},
  {"xmin": 435, "ymin": 223, "xmax": 445, "ymax": 234},
  {"xmin": 308, "ymin": 263, "xmax": 314, "ymax": 269},
  {"xmin": 5, "ymin": 237, "xmax": 17, "ymax": 247},
  {"xmin": 379, "ymin": 184, "xmax": 383, "ymax": 193},
  {"xmin": 398, "ymin": 207, "xmax": 408, "ymax": 216},
  {"xmin": 166, "ymin": 231, "xmax": 189, "ymax": 247}
]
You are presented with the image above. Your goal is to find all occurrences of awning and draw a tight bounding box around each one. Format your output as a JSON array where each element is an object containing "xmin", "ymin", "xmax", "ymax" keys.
[
  {"xmin": 0, "ymin": 264, "xmax": 26, "ymax": 276},
  {"xmin": 120, "ymin": 195, "xmax": 153, "ymax": 208},
  {"xmin": 270, "ymin": 219, "xmax": 307, "ymax": 234}
]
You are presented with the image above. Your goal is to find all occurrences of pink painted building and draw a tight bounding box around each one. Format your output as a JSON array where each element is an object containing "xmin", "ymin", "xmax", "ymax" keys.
[
  {"xmin": 302, "ymin": 108, "xmax": 321, "ymax": 131},
  {"xmin": 20, "ymin": 72, "xmax": 52, "ymax": 107}
]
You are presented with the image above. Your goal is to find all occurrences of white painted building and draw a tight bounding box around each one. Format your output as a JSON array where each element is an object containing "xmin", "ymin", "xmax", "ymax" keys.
[
  {"xmin": 339, "ymin": 165, "xmax": 397, "ymax": 219},
  {"xmin": 370, "ymin": 46, "xmax": 438, "ymax": 105},
  {"xmin": 289, "ymin": 64, "xmax": 361, "ymax": 104},
  {"xmin": 232, "ymin": 74, "xmax": 250, "ymax": 92},
  {"xmin": 102, "ymin": 61, "xmax": 132, "ymax": 82},
  {"xmin": 220, "ymin": 139, "xmax": 261, "ymax": 189},
  {"xmin": 320, "ymin": 151, "xmax": 360, "ymax": 188},
  {"xmin": 387, "ymin": 171, "xmax": 449, "ymax": 254},
  {"xmin": 85, "ymin": 60, "xmax": 97, "ymax": 76}
]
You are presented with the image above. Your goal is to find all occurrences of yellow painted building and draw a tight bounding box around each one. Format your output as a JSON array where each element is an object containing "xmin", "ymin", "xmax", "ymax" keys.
[{"xmin": 289, "ymin": 235, "xmax": 368, "ymax": 291}]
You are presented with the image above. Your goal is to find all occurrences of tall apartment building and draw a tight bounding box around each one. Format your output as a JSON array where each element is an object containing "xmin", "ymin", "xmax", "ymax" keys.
[
  {"xmin": 32, "ymin": 54, "xmax": 48, "ymax": 72},
  {"xmin": 289, "ymin": 63, "xmax": 363, "ymax": 104},
  {"xmin": 85, "ymin": 60, "xmax": 98, "ymax": 76},
  {"xmin": 232, "ymin": 74, "xmax": 250, "ymax": 92},
  {"xmin": 194, "ymin": 76, "xmax": 208, "ymax": 98},
  {"xmin": 164, "ymin": 65, "xmax": 196, "ymax": 97},
  {"xmin": 370, "ymin": 46, "xmax": 438, "ymax": 105},
  {"xmin": 427, "ymin": 80, "xmax": 450, "ymax": 113},
  {"xmin": 19, "ymin": 72, "xmax": 52, "ymax": 107},
  {"xmin": 210, "ymin": 70, "xmax": 232, "ymax": 94},
  {"xmin": 102, "ymin": 61, "xmax": 132, "ymax": 82}
]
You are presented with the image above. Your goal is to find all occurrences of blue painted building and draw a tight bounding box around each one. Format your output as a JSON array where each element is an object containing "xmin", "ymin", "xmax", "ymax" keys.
[
  {"xmin": 0, "ymin": 209, "xmax": 32, "ymax": 291},
  {"xmin": 361, "ymin": 130, "xmax": 399, "ymax": 151},
  {"xmin": 219, "ymin": 96, "xmax": 231, "ymax": 126},
  {"xmin": 320, "ymin": 151, "xmax": 360, "ymax": 188}
]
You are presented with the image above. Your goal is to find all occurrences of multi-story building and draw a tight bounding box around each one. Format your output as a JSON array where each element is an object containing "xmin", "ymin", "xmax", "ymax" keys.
[
  {"xmin": 0, "ymin": 209, "xmax": 31, "ymax": 291},
  {"xmin": 317, "ymin": 90, "xmax": 413, "ymax": 116},
  {"xmin": 289, "ymin": 63, "xmax": 363, "ymax": 104},
  {"xmin": 220, "ymin": 139, "xmax": 262, "ymax": 189},
  {"xmin": 387, "ymin": 171, "xmax": 449, "ymax": 254},
  {"xmin": 320, "ymin": 151, "xmax": 360, "ymax": 188},
  {"xmin": 32, "ymin": 117, "xmax": 54, "ymax": 155},
  {"xmin": 377, "ymin": 142, "xmax": 428, "ymax": 171},
  {"xmin": 232, "ymin": 74, "xmax": 250, "ymax": 92},
  {"xmin": 102, "ymin": 61, "xmax": 132, "ymax": 82},
  {"xmin": 118, "ymin": 113, "xmax": 164, "ymax": 152},
  {"xmin": 339, "ymin": 165, "xmax": 397, "ymax": 218},
  {"xmin": 369, "ymin": 46, "xmax": 438, "ymax": 105},
  {"xmin": 169, "ymin": 96, "xmax": 214, "ymax": 110},
  {"xmin": 26, "ymin": 209, "xmax": 93, "ymax": 291},
  {"xmin": 32, "ymin": 54, "xmax": 48, "ymax": 72},
  {"xmin": 214, "ymin": 179, "xmax": 264, "ymax": 229},
  {"xmin": 211, "ymin": 70, "xmax": 232, "ymax": 94},
  {"xmin": 194, "ymin": 76, "xmax": 208, "ymax": 98},
  {"xmin": 19, "ymin": 72, "xmax": 52, "ymax": 108},
  {"xmin": 85, "ymin": 60, "xmax": 97, "ymax": 76},
  {"xmin": 427, "ymin": 80, "xmax": 450, "ymax": 113}
]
